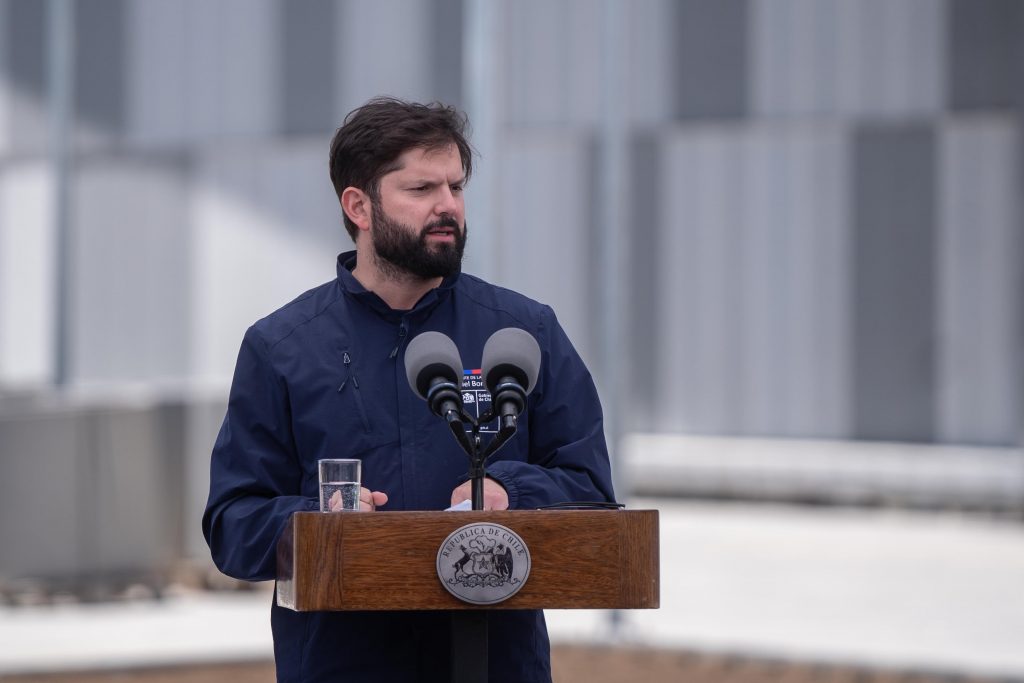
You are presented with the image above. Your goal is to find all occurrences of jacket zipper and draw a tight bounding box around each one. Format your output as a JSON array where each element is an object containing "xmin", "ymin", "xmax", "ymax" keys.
[
  {"xmin": 389, "ymin": 322, "xmax": 408, "ymax": 359},
  {"xmin": 338, "ymin": 351, "xmax": 371, "ymax": 433}
]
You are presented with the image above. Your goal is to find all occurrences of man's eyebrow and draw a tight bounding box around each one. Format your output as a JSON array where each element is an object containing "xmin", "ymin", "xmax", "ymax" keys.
[{"xmin": 405, "ymin": 176, "xmax": 466, "ymax": 187}]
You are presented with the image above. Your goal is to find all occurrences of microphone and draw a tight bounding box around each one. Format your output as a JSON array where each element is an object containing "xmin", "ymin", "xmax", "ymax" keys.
[
  {"xmin": 481, "ymin": 328, "xmax": 541, "ymax": 426},
  {"xmin": 404, "ymin": 331, "xmax": 464, "ymax": 420}
]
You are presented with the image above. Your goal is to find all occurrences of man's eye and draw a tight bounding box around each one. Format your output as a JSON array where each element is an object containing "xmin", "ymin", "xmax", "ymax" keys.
[{"xmin": 450, "ymin": 185, "xmax": 463, "ymax": 194}]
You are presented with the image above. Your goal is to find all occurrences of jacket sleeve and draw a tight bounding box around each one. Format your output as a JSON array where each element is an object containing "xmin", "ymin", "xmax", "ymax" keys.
[
  {"xmin": 485, "ymin": 307, "xmax": 616, "ymax": 509},
  {"xmin": 202, "ymin": 327, "xmax": 318, "ymax": 581}
]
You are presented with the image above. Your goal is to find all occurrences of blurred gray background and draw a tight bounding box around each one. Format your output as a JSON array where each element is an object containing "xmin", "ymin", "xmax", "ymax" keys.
[{"xmin": 0, "ymin": 0, "xmax": 1022, "ymax": 618}]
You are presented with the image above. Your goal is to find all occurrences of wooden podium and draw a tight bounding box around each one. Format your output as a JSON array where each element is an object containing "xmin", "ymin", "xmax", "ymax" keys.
[
  {"xmin": 277, "ymin": 509, "xmax": 658, "ymax": 611},
  {"xmin": 276, "ymin": 509, "xmax": 658, "ymax": 681}
]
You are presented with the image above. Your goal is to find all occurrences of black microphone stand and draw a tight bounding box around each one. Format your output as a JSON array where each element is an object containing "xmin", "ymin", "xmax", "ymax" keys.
[
  {"xmin": 439, "ymin": 402, "xmax": 519, "ymax": 683},
  {"xmin": 441, "ymin": 404, "xmax": 518, "ymax": 512}
]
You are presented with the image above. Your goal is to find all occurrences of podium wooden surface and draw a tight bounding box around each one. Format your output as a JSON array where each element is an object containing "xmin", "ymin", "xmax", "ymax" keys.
[{"xmin": 276, "ymin": 509, "xmax": 659, "ymax": 612}]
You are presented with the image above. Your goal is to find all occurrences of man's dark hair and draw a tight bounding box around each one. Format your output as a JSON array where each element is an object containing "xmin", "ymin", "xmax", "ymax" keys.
[{"xmin": 329, "ymin": 97, "xmax": 473, "ymax": 241}]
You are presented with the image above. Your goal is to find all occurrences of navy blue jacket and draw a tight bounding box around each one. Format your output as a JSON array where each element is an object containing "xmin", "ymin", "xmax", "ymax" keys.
[{"xmin": 203, "ymin": 251, "xmax": 615, "ymax": 682}]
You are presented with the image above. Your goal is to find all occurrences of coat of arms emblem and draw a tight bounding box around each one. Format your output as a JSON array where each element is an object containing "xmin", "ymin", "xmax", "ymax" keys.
[{"xmin": 436, "ymin": 522, "xmax": 531, "ymax": 605}]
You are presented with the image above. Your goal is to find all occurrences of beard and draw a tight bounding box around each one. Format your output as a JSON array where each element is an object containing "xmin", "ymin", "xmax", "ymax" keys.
[{"xmin": 370, "ymin": 200, "xmax": 467, "ymax": 280}]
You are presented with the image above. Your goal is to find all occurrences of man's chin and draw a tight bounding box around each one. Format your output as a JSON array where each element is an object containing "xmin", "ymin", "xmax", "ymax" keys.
[
  {"xmin": 424, "ymin": 242, "xmax": 463, "ymax": 263},
  {"xmin": 378, "ymin": 253, "xmax": 461, "ymax": 280}
]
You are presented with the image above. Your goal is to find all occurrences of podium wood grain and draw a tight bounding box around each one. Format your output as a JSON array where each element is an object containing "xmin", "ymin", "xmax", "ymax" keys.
[{"xmin": 276, "ymin": 510, "xmax": 659, "ymax": 611}]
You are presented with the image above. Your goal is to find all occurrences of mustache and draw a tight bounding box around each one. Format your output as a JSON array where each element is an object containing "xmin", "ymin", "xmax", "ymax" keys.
[{"xmin": 423, "ymin": 216, "xmax": 461, "ymax": 232}]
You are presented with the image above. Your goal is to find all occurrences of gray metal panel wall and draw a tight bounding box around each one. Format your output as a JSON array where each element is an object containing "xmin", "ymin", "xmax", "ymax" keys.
[
  {"xmin": 501, "ymin": 0, "xmax": 602, "ymax": 127},
  {"xmin": 656, "ymin": 125, "xmax": 746, "ymax": 435},
  {"xmin": 0, "ymin": 0, "xmax": 1021, "ymax": 454},
  {"xmin": 738, "ymin": 124, "xmax": 850, "ymax": 437},
  {"xmin": 654, "ymin": 123, "xmax": 850, "ymax": 438},
  {"xmin": 189, "ymin": 139, "xmax": 343, "ymax": 380},
  {"xmin": 2, "ymin": 0, "xmax": 47, "ymax": 155},
  {"xmin": 751, "ymin": 0, "xmax": 945, "ymax": 117},
  {"xmin": 626, "ymin": 132, "xmax": 663, "ymax": 433},
  {"xmin": 182, "ymin": 396, "xmax": 228, "ymax": 561},
  {"xmin": 671, "ymin": 0, "xmax": 749, "ymax": 120},
  {"xmin": 0, "ymin": 161, "xmax": 54, "ymax": 385},
  {"xmin": 0, "ymin": 401, "xmax": 182, "ymax": 581},
  {"xmin": 623, "ymin": 0, "xmax": 676, "ymax": 125},
  {"xmin": 0, "ymin": 0, "xmax": 12, "ymax": 153},
  {"xmin": 74, "ymin": 0, "xmax": 126, "ymax": 142},
  {"xmin": 938, "ymin": 118, "xmax": 1022, "ymax": 445},
  {"xmin": 86, "ymin": 403, "xmax": 183, "ymax": 573},
  {"xmin": 497, "ymin": 129, "xmax": 596, "ymax": 365},
  {"xmin": 125, "ymin": 0, "xmax": 280, "ymax": 145},
  {"xmin": 71, "ymin": 158, "xmax": 192, "ymax": 385},
  {"xmin": 0, "ymin": 410, "xmax": 80, "ymax": 578},
  {"xmin": 336, "ymin": 0, "xmax": 437, "ymax": 114},
  {"xmin": 851, "ymin": 124, "xmax": 937, "ymax": 442},
  {"xmin": 948, "ymin": 0, "xmax": 1024, "ymax": 110},
  {"xmin": 280, "ymin": 0, "xmax": 338, "ymax": 136}
]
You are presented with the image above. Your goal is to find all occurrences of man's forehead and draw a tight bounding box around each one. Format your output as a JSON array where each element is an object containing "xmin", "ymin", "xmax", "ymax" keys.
[{"xmin": 387, "ymin": 144, "xmax": 462, "ymax": 176}]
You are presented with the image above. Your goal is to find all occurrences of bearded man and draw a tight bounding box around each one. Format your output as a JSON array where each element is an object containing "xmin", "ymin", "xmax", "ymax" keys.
[{"xmin": 203, "ymin": 97, "xmax": 615, "ymax": 683}]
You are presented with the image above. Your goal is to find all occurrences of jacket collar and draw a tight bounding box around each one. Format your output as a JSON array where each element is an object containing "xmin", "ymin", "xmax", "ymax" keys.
[{"xmin": 335, "ymin": 250, "xmax": 460, "ymax": 321}]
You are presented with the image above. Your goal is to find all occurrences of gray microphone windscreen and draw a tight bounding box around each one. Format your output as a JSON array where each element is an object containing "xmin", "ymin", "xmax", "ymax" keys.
[
  {"xmin": 481, "ymin": 328, "xmax": 541, "ymax": 394},
  {"xmin": 404, "ymin": 331, "xmax": 463, "ymax": 399}
]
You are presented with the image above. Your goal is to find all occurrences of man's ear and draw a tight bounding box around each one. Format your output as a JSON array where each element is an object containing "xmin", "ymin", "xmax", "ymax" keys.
[{"xmin": 341, "ymin": 187, "xmax": 372, "ymax": 233}]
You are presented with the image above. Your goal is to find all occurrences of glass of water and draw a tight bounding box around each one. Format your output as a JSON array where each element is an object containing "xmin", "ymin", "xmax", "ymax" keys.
[{"xmin": 318, "ymin": 459, "xmax": 361, "ymax": 512}]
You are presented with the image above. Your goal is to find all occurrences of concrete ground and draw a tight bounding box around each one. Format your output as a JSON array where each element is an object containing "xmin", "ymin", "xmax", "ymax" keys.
[
  {"xmin": 1, "ymin": 497, "xmax": 1022, "ymax": 680},
  {"xmin": 554, "ymin": 498, "xmax": 1024, "ymax": 679}
]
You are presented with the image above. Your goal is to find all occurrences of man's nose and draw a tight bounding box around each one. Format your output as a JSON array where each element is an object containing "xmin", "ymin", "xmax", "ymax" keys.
[{"xmin": 434, "ymin": 186, "xmax": 459, "ymax": 216}]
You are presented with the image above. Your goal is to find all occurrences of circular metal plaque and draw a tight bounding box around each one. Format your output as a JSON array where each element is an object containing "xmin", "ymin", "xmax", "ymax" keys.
[{"xmin": 436, "ymin": 522, "xmax": 531, "ymax": 605}]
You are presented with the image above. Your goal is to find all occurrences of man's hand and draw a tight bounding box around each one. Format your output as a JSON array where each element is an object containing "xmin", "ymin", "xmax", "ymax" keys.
[
  {"xmin": 360, "ymin": 488, "xmax": 388, "ymax": 511},
  {"xmin": 450, "ymin": 477, "xmax": 509, "ymax": 511},
  {"xmin": 329, "ymin": 487, "xmax": 388, "ymax": 512}
]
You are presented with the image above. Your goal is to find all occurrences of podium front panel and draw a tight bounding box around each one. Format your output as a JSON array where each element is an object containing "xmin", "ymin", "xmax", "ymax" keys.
[{"xmin": 277, "ymin": 509, "xmax": 659, "ymax": 612}]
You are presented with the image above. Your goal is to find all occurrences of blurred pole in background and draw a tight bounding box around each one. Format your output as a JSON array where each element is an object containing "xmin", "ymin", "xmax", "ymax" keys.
[
  {"xmin": 48, "ymin": 0, "xmax": 73, "ymax": 388},
  {"xmin": 462, "ymin": 0, "xmax": 500, "ymax": 281},
  {"xmin": 599, "ymin": 0, "xmax": 626, "ymax": 499},
  {"xmin": 600, "ymin": 0, "xmax": 627, "ymax": 638}
]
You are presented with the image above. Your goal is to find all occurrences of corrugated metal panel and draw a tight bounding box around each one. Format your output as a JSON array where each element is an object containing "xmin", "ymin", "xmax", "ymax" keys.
[
  {"xmin": 0, "ymin": 162, "xmax": 55, "ymax": 386},
  {"xmin": 0, "ymin": 399, "xmax": 185, "ymax": 583},
  {"xmin": 0, "ymin": 0, "xmax": 11, "ymax": 155},
  {"xmin": 165, "ymin": 0, "xmax": 279, "ymax": 140},
  {"xmin": 947, "ymin": 0, "xmax": 1024, "ymax": 110},
  {"xmin": 938, "ymin": 116, "xmax": 1022, "ymax": 444},
  {"xmin": 751, "ymin": 0, "xmax": 841, "ymax": 116},
  {"xmin": 836, "ymin": 0, "xmax": 946, "ymax": 116},
  {"xmin": 656, "ymin": 123, "xmax": 850, "ymax": 438},
  {"xmin": 190, "ymin": 140, "xmax": 342, "ymax": 381},
  {"xmin": 752, "ymin": 0, "xmax": 945, "ymax": 117},
  {"xmin": 0, "ymin": 409, "xmax": 81, "ymax": 578},
  {"xmin": 126, "ymin": 0, "xmax": 283, "ymax": 143},
  {"xmin": 657, "ymin": 125, "xmax": 745, "ymax": 434},
  {"xmin": 182, "ymin": 396, "xmax": 228, "ymax": 561},
  {"xmin": 2, "ymin": 0, "xmax": 48, "ymax": 155},
  {"xmin": 624, "ymin": 0, "xmax": 676, "ymax": 125},
  {"xmin": 71, "ymin": 159, "xmax": 191, "ymax": 384},
  {"xmin": 851, "ymin": 123, "xmax": 938, "ymax": 442},
  {"xmin": 670, "ymin": 0, "xmax": 749, "ymax": 120},
  {"xmin": 124, "ymin": 2, "xmax": 192, "ymax": 146},
  {"xmin": 336, "ymin": 0, "xmax": 436, "ymax": 113},
  {"xmin": 501, "ymin": 0, "xmax": 602, "ymax": 126},
  {"xmin": 739, "ymin": 124, "xmax": 850, "ymax": 437},
  {"xmin": 496, "ymin": 129, "xmax": 596, "ymax": 365}
]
